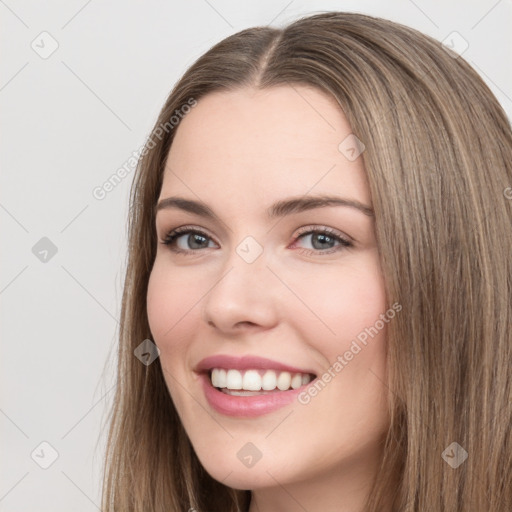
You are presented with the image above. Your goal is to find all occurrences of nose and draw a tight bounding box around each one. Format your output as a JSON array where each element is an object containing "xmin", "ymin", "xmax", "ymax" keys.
[{"xmin": 201, "ymin": 246, "xmax": 280, "ymax": 335}]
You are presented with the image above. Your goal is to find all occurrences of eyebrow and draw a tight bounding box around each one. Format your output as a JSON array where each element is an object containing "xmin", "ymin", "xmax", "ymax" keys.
[{"xmin": 155, "ymin": 194, "xmax": 374, "ymax": 220}]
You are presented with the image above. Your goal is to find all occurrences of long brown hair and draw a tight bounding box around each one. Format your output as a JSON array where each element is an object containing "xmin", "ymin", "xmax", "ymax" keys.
[{"xmin": 101, "ymin": 11, "xmax": 512, "ymax": 511}]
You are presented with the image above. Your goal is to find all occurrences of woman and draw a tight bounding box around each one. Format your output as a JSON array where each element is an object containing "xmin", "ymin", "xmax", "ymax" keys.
[{"xmin": 101, "ymin": 11, "xmax": 512, "ymax": 511}]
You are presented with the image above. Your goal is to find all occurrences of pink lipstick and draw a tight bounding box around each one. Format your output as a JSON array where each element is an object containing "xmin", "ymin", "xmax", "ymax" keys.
[{"xmin": 195, "ymin": 354, "xmax": 317, "ymax": 417}]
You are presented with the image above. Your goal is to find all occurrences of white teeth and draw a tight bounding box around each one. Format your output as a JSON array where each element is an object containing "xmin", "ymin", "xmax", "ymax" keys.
[
  {"xmin": 261, "ymin": 370, "xmax": 277, "ymax": 390},
  {"xmin": 226, "ymin": 369, "xmax": 243, "ymax": 389},
  {"xmin": 211, "ymin": 368, "xmax": 226, "ymax": 388},
  {"xmin": 291, "ymin": 373, "xmax": 303, "ymax": 389},
  {"xmin": 277, "ymin": 371, "xmax": 291, "ymax": 390},
  {"xmin": 242, "ymin": 370, "xmax": 262, "ymax": 391},
  {"xmin": 210, "ymin": 368, "xmax": 313, "ymax": 391}
]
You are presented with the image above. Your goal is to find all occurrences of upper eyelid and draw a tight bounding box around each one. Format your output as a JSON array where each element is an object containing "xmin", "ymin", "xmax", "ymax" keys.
[
  {"xmin": 164, "ymin": 225, "xmax": 217, "ymax": 242},
  {"xmin": 294, "ymin": 224, "xmax": 353, "ymax": 241}
]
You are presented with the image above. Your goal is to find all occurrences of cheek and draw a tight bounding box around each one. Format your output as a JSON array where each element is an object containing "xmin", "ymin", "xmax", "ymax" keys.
[
  {"xmin": 287, "ymin": 254, "xmax": 387, "ymax": 346},
  {"xmin": 146, "ymin": 260, "xmax": 205, "ymax": 345},
  {"xmin": 146, "ymin": 263, "xmax": 201, "ymax": 409}
]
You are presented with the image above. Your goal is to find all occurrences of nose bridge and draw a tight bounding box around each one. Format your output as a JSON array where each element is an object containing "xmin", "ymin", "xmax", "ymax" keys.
[{"xmin": 201, "ymin": 235, "xmax": 278, "ymax": 331}]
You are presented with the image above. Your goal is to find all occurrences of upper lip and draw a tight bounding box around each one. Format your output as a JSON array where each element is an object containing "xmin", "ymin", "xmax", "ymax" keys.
[{"xmin": 195, "ymin": 354, "xmax": 316, "ymax": 376}]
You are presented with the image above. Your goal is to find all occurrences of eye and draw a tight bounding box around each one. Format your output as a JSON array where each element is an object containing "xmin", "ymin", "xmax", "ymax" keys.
[
  {"xmin": 160, "ymin": 225, "xmax": 353, "ymax": 256},
  {"xmin": 160, "ymin": 226, "xmax": 217, "ymax": 256},
  {"xmin": 291, "ymin": 226, "xmax": 353, "ymax": 255}
]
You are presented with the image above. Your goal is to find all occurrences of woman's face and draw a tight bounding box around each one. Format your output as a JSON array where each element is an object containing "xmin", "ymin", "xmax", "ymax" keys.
[{"xmin": 147, "ymin": 85, "xmax": 391, "ymax": 496}]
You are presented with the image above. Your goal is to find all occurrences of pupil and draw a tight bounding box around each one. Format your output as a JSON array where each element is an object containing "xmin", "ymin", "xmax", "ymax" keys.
[
  {"xmin": 189, "ymin": 234, "xmax": 208, "ymax": 249},
  {"xmin": 313, "ymin": 233, "xmax": 334, "ymax": 250}
]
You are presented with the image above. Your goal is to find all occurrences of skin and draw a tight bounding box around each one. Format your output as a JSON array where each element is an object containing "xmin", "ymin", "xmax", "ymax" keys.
[{"xmin": 147, "ymin": 85, "xmax": 392, "ymax": 512}]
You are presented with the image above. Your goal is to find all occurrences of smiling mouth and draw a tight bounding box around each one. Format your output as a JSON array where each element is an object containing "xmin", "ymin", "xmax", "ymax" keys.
[{"xmin": 209, "ymin": 368, "xmax": 316, "ymax": 395}]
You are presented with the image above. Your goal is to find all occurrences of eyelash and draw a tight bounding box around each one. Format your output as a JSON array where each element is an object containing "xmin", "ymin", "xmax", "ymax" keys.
[{"xmin": 160, "ymin": 225, "xmax": 353, "ymax": 257}]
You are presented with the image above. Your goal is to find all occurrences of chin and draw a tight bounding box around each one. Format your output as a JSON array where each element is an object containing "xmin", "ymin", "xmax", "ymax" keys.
[
  {"xmin": 199, "ymin": 458, "xmax": 284, "ymax": 490},
  {"xmin": 192, "ymin": 439, "xmax": 308, "ymax": 491}
]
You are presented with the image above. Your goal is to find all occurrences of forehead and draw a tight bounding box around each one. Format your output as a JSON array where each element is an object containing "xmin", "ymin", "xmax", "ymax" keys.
[{"xmin": 161, "ymin": 85, "xmax": 371, "ymax": 208}]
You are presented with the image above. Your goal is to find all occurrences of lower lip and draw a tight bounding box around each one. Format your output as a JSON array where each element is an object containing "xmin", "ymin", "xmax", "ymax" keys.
[{"xmin": 199, "ymin": 372, "xmax": 309, "ymax": 417}]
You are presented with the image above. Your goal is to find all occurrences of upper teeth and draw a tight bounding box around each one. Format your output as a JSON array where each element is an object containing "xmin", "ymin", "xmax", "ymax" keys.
[{"xmin": 210, "ymin": 368, "xmax": 312, "ymax": 391}]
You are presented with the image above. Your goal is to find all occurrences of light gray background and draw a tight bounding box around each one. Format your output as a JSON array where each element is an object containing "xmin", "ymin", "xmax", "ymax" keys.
[{"xmin": 1, "ymin": 1, "xmax": 511, "ymax": 510}]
